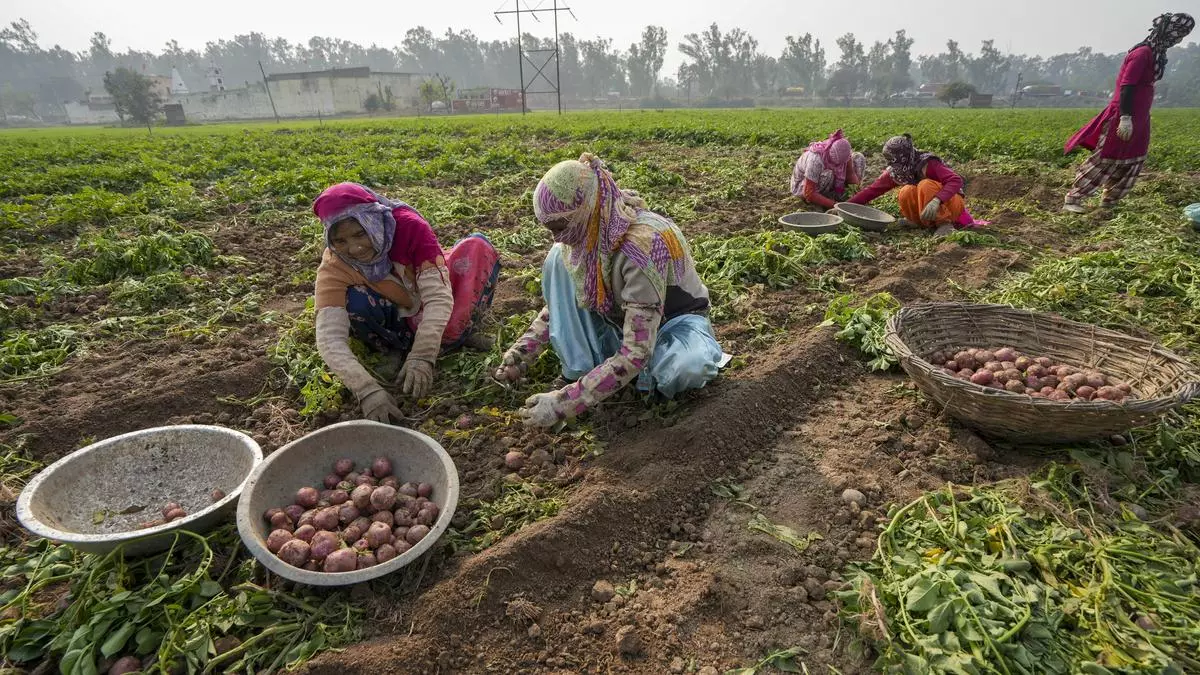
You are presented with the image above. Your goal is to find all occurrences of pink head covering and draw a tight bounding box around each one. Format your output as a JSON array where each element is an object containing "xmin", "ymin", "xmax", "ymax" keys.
[
  {"xmin": 805, "ymin": 129, "xmax": 853, "ymax": 192},
  {"xmin": 312, "ymin": 182, "xmax": 443, "ymax": 282}
]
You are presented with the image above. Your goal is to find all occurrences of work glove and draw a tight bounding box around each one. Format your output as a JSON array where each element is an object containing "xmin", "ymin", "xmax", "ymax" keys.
[
  {"xmin": 1116, "ymin": 115, "xmax": 1133, "ymax": 141},
  {"xmin": 920, "ymin": 197, "xmax": 942, "ymax": 224},
  {"xmin": 518, "ymin": 392, "xmax": 563, "ymax": 428},
  {"xmin": 362, "ymin": 389, "xmax": 403, "ymax": 424},
  {"xmin": 398, "ymin": 358, "xmax": 434, "ymax": 400},
  {"xmin": 492, "ymin": 349, "xmax": 529, "ymax": 386}
]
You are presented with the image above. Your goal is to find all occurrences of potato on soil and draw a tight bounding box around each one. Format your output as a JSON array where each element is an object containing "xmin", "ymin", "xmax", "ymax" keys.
[
  {"xmin": 277, "ymin": 539, "xmax": 311, "ymax": 567},
  {"xmin": 108, "ymin": 656, "xmax": 142, "ymax": 675},
  {"xmin": 405, "ymin": 524, "xmax": 431, "ymax": 545},
  {"xmin": 309, "ymin": 530, "xmax": 340, "ymax": 559},
  {"xmin": 370, "ymin": 485, "xmax": 397, "ymax": 512},
  {"xmin": 267, "ymin": 529, "xmax": 294, "ymax": 554},
  {"xmin": 334, "ymin": 459, "xmax": 355, "ymax": 477},
  {"xmin": 505, "ymin": 451, "xmax": 526, "ymax": 471},
  {"xmin": 295, "ymin": 487, "xmax": 320, "ymax": 509},
  {"xmin": 323, "ymin": 547, "xmax": 357, "ymax": 572}
]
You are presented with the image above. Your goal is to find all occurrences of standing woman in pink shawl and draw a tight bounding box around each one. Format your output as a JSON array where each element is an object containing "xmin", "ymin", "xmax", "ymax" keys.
[
  {"xmin": 789, "ymin": 129, "xmax": 867, "ymax": 209},
  {"xmin": 1063, "ymin": 12, "xmax": 1194, "ymax": 213},
  {"xmin": 311, "ymin": 183, "xmax": 500, "ymax": 423}
]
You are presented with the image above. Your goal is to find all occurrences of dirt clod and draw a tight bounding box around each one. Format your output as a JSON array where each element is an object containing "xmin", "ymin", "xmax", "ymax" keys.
[
  {"xmin": 614, "ymin": 625, "xmax": 643, "ymax": 658},
  {"xmin": 591, "ymin": 580, "xmax": 615, "ymax": 603},
  {"xmin": 840, "ymin": 488, "xmax": 866, "ymax": 506}
]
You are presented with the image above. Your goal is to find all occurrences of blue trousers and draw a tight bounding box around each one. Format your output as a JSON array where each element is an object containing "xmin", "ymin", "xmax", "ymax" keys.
[{"xmin": 542, "ymin": 244, "xmax": 722, "ymax": 398}]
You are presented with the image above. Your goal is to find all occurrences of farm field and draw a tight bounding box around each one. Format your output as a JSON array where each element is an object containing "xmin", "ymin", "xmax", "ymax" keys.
[{"xmin": 1, "ymin": 108, "xmax": 1200, "ymax": 674}]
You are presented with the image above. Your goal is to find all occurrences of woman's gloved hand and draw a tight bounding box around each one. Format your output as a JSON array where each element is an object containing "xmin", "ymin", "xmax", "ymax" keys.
[
  {"xmin": 492, "ymin": 350, "xmax": 530, "ymax": 386},
  {"xmin": 518, "ymin": 392, "xmax": 563, "ymax": 428},
  {"xmin": 362, "ymin": 389, "xmax": 403, "ymax": 424},
  {"xmin": 920, "ymin": 197, "xmax": 942, "ymax": 224},
  {"xmin": 1117, "ymin": 115, "xmax": 1133, "ymax": 141},
  {"xmin": 398, "ymin": 358, "xmax": 434, "ymax": 399}
]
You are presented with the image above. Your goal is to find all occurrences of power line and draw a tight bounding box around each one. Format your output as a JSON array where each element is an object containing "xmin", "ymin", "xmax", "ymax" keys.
[{"xmin": 493, "ymin": 0, "xmax": 576, "ymax": 115}]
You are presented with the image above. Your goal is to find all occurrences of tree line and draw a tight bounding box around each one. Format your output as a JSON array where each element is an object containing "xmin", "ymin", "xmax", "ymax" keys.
[{"xmin": 2, "ymin": 17, "xmax": 1199, "ymax": 119}]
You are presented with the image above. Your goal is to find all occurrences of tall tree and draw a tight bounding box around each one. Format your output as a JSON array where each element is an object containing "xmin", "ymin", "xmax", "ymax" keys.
[
  {"xmin": 889, "ymin": 29, "xmax": 914, "ymax": 93},
  {"xmin": 102, "ymin": 67, "xmax": 161, "ymax": 131},
  {"xmin": 828, "ymin": 33, "xmax": 865, "ymax": 99}
]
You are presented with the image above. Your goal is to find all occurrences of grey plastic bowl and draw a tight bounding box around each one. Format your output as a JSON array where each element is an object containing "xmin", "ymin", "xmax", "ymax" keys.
[
  {"xmin": 833, "ymin": 202, "xmax": 895, "ymax": 232},
  {"xmin": 236, "ymin": 420, "xmax": 459, "ymax": 586},
  {"xmin": 16, "ymin": 425, "xmax": 262, "ymax": 556},
  {"xmin": 779, "ymin": 211, "xmax": 844, "ymax": 235}
]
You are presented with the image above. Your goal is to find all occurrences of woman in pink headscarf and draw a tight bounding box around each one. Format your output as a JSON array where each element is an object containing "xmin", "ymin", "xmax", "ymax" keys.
[
  {"xmin": 789, "ymin": 129, "xmax": 867, "ymax": 209},
  {"xmin": 311, "ymin": 182, "xmax": 500, "ymax": 424}
]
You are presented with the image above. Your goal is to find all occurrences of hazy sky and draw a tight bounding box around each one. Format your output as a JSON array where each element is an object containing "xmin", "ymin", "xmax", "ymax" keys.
[{"xmin": 4, "ymin": 0, "xmax": 1194, "ymax": 74}]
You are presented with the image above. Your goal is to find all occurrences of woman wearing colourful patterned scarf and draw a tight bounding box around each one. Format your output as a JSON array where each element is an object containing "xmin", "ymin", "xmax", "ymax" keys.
[
  {"xmin": 1063, "ymin": 12, "xmax": 1194, "ymax": 213},
  {"xmin": 312, "ymin": 182, "xmax": 500, "ymax": 423},
  {"xmin": 493, "ymin": 154, "xmax": 723, "ymax": 428},
  {"xmin": 789, "ymin": 129, "xmax": 867, "ymax": 209},
  {"xmin": 849, "ymin": 134, "xmax": 986, "ymax": 236}
]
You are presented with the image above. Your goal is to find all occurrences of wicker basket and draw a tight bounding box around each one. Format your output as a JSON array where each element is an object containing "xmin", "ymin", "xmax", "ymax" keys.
[{"xmin": 883, "ymin": 302, "xmax": 1200, "ymax": 443}]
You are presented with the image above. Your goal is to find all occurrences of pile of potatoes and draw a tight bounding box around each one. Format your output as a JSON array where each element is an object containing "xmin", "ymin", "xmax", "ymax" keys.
[
  {"xmin": 262, "ymin": 457, "xmax": 438, "ymax": 573},
  {"xmin": 929, "ymin": 347, "xmax": 1135, "ymax": 402}
]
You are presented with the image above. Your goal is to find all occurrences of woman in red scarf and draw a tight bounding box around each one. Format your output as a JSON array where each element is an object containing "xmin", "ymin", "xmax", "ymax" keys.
[
  {"xmin": 789, "ymin": 129, "xmax": 866, "ymax": 209},
  {"xmin": 1063, "ymin": 12, "xmax": 1194, "ymax": 213},
  {"xmin": 311, "ymin": 183, "xmax": 500, "ymax": 423}
]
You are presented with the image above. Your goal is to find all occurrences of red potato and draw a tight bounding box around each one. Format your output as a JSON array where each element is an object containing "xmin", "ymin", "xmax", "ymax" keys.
[
  {"xmin": 505, "ymin": 451, "xmax": 526, "ymax": 471},
  {"xmin": 970, "ymin": 370, "xmax": 994, "ymax": 386},
  {"xmin": 1025, "ymin": 388, "xmax": 1038, "ymax": 395},
  {"xmin": 350, "ymin": 485, "xmax": 374, "ymax": 511},
  {"xmin": 1040, "ymin": 375, "xmax": 1060, "ymax": 389},
  {"xmin": 956, "ymin": 369, "xmax": 974, "ymax": 380},
  {"xmin": 344, "ymin": 471, "xmax": 360, "ymax": 484},
  {"xmin": 324, "ymin": 474, "xmax": 342, "ymax": 490},
  {"xmin": 1002, "ymin": 369, "xmax": 1022, "ymax": 383},
  {"xmin": 352, "ymin": 538, "xmax": 371, "ymax": 552},
  {"xmin": 277, "ymin": 539, "xmax": 311, "ymax": 567},
  {"xmin": 266, "ymin": 529, "xmax": 293, "ymax": 554},
  {"xmin": 269, "ymin": 512, "xmax": 292, "ymax": 531},
  {"xmin": 370, "ymin": 486, "xmax": 397, "ymax": 512},
  {"xmin": 327, "ymin": 489, "xmax": 349, "ymax": 505},
  {"xmin": 420, "ymin": 502, "xmax": 439, "ymax": 520},
  {"xmin": 954, "ymin": 352, "xmax": 977, "ymax": 370},
  {"xmin": 211, "ymin": 489, "xmax": 226, "ymax": 502},
  {"xmin": 944, "ymin": 359, "xmax": 960, "ymax": 371},
  {"xmin": 1035, "ymin": 357, "xmax": 1053, "ymax": 368},
  {"xmin": 165, "ymin": 508, "xmax": 187, "ymax": 522},
  {"xmin": 304, "ymin": 561, "xmax": 319, "ymax": 571},
  {"xmin": 930, "ymin": 350, "xmax": 947, "ymax": 365},
  {"xmin": 1014, "ymin": 356, "xmax": 1033, "ymax": 371},
  {"xmin": 941, "ymin": 367, "xmax": 957, "ymax": 377},
  {"xmin": 341, "ymin": 524, "xmax": 365, "ymax": 544},
  {"xmin": 1025, "ymin": 364, "xmax": 1047, "ymax": 378},
  {"xmin": 376, "ymin": 543, "xmax": 398, "ymax": 563},
  {"xmin": 162, "ymin": 502, "xmax": 181, "ymax": 519},
  {"xmin": 357, "ymin": 552, "xmax": 378, "ymax": 569},
  {"xmin": 310, "ymin": 531, "xmax": 340, "ymax": 560},
  {"xmin": 262, "ymin": 507, "xmax": 282, "ymax": 523},
  {"xmin": 394, "ymin": 539, "xmax": 413, "ymax": 555},
  {"xmin": 1084, "ymin": 372, "xmax": 1107, "ymax": 389},
  {"xmin": 108, "ymin": 656, "xmax": 142, "ymax": 675},
  {"xmin": 355, "ymin": 473, "xmax": 376, "ymax": 487},
  {"xmin": 284, "ymin": 504, "xmax": 306, "ymax": 523},
  {"xmin": 394, "ymin": 511, "xmax": 414, "ymax": 527},
  {"xmin": 1075, "ymin": 386, "xmax": 1097, "ymax": 400},
  {"xmin": 297, "ymin": 510, "xmax": 316, "ymax": 528},
  {"xmin": 1005, "ymin": 380, "xmax": 1026, "ymax": 393},
  {"xmin": 406, "ymin": 524, "xmax": 431, "ymax": 545},
  {"xmin": 380, "ymin": 476, "xmax": 400, "ymax": 490},
  {"xmin": 1030, "ymin": 392, "xmax": 1046, "ymax": 398},
  {"xmin": 1048, "ymin": 390, "xmax": 1071, "ymax": 401},
  {"xmin": 994, "ymin": 347, "xmax": 1017, "ymax": 363},
  {"xmin": 1040, "ymin": 386, "xmax": 1056, "ymax": 395},
  {"xmin": 312, "ymin": 508, "xmax": 339, "ymax": 531},
  {"xmin": 293, "ymin": 524, "xmax": 317, "ymax": 543},
  {"xmin": 371, "ymin": 510, "xmax": 395, "ymax": 527},
  {"xmin": 334, "ymin": 458, "xmax": 355, "ymax": 477},
  {"xmin": 1116, "ymin": 382, "xmax": 1133, "ymax": 394},
  {"xmin": 1095, "ymin": 386, "xmax": 1125, "ymax": 402},
  {"xmin": 366, "ymin": 521, "xmax": 393, "ymax": 548},
  {"xmin": 984, "ymin": 361, "xmax": 1003, "ymax": 372},
  {"xmin": 338, "ymin": 503, "xmax": 360, "ymax": 525},
  {"xmin": 323, "ymin": 548, "xmax": 357, "ymax": 572},
  {"xmin": 417, "ymin": 483, "xmax": 434, "ymax": 499},
  {"xmin": 415, "ymin": 509, "xmax": 435, "ymax": 527},
  {"xmin": 351, "ymin": 516, "xmax": 372, "ymax": 532},
  {"xmin": 975, "ymin": 350, "xmax": 996, "ymax": 364},
  {"xmin": 398, "ymin": 482, "xmax": 419, "ymax": 498},
  {"xmin": 393, "ymin": 526, "xmax": 409, "ymax": 541},
  {"xmin": 372, "ymin": 457, "xmax": 393, "ymax": 478},
  {"xmin": 295, "ymin": 487, "xmax": 320, "ymax": 509}
]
